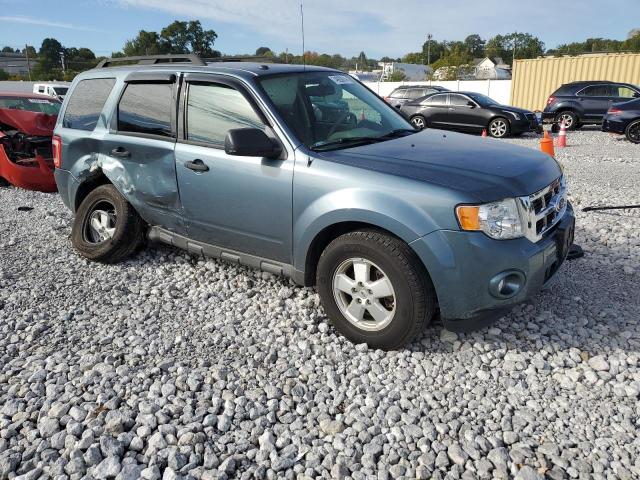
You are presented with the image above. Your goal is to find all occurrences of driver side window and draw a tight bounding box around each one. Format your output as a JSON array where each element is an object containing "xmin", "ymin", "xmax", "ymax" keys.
[{"xmin": 186, "ymin": 83, "xmax": 266, "ymax": 147}]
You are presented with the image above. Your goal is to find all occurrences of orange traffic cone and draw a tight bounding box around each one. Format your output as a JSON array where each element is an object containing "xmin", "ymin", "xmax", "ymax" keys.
[
  {"xmin": 556, "ymin": 121, "xmax": 567, "ymax": 148},
  {"xmin": 481, "ymin": 129, "xmax": 488, "ymax": 138},
  {"xmin": 540, "ymin": 131, "xmax": 555, "ymax": 158}
]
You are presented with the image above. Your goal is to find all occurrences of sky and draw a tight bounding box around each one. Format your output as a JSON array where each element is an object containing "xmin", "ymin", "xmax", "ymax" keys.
[{"xmin": 1, "ymin": 0, "xmax": 639, "ymax": 59}]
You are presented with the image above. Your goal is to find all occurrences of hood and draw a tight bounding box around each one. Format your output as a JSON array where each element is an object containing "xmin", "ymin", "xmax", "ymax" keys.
[
  {"xmin": 0, "ymin": 108, "xmax": 57, "ymax": 136},
  {"xmin": 321, "ymin": 129, "xmax": 562, "ymax": 202}
]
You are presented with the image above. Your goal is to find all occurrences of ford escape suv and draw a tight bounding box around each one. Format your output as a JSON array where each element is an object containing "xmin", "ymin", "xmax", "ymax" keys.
[{"xmin": 54, "ymin": 55, "xmax": 575, "ymax": 350}]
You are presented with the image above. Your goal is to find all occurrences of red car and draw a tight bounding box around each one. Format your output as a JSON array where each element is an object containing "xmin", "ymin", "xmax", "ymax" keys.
[{"xmin": 0, "ymin": 92, "xmax": 60, "ymax": 192}]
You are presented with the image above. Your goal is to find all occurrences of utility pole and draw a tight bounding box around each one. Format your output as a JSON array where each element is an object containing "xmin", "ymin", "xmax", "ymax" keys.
[
  {"xmin": 24, "ymin": 44, "xmax": 32, "ymax": 81},
  {"xmin": 426, "ymin": 33, "xmax": 433, "ymax": 65},
  {"xmin": 59, "ymin": 51, "xmax": 66, "ymax": 74}
]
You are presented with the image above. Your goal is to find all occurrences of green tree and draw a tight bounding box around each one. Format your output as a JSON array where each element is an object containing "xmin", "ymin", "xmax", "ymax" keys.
[
  {"xmin": 187, "ymin": 20, "xmax": 218, "ymax": 57},
  {"xmin": 2, "ymin": 46, "xmax": 15, "ymax": 53},
  {"xmin": 39, "ymin": 38, "xmax": 64, "ymax": 71},
  {"xmin": 22, "ymin": 45, "xmax": 37, "ymax": 58},
  {"xmin": 160, "ymin": 21, "xmax": 192, "ymax": 53},
  {"xmin": 386, "ymin": 70, "xmax": 406, "ymax": 81},
  {"xmin": 0, "ymin": 69, "xmax": 9, "ymax": 80},
  {"xmin": 402, "ymin": 52, "xmax": 425, "ymax": 64},
  {"xmin": 123, "ymin": 30, "xmax": 167, "ymax": 56},
  {"xmin": 464, "ymin": 34, "xmax": 485, "ymax": 58},
  {"xmin": 255, "ymin": 46, "xmax": 272, "ymax": 56}
]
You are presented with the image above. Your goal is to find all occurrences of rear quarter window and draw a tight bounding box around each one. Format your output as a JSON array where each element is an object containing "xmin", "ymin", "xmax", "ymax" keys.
[{"xmin": 63, "ymin": 78, "xmax": 116, "ymax": 131}]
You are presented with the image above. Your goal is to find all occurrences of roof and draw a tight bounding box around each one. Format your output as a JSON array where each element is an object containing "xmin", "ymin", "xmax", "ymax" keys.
[
  {"xmin": 0, "ymin": 91, "xmax": 62, "ymax": 101},
  {"xmin": 85, "ymin": 62, "xmax": 337, "ymax": 81}
]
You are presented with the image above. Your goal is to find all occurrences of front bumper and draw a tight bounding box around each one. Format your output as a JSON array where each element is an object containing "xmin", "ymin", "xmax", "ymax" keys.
[
  {"xmin": 0, "ymin": 145, "xmax": 57, "ymax": 193},
  {"xmin": 410, "ymin": 203, "xmax": 575, "ymax": 332},
  {"xmin": 511, "ymin": 116, "xmax": 538, "ymax": 134}
]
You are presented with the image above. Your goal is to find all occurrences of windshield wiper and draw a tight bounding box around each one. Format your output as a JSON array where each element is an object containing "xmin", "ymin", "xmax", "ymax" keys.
[
  {"xmin": 310, "ymin": 136, "xmax": 384, "ymax": 151},
  {"xmin": 310, "ymin": 129, "xmax": 417, "ymax": 152}
]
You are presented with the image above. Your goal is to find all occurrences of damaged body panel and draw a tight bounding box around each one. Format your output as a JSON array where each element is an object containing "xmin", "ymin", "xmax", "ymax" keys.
[{"xmin": 0, "ymin": 93, "xmax": 60, "ymax": 192}]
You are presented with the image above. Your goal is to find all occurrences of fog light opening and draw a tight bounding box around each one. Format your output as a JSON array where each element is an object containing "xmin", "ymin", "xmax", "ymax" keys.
[{"xmin": 489, "ymin": 271, "xmax": 525, "ymax": 299}]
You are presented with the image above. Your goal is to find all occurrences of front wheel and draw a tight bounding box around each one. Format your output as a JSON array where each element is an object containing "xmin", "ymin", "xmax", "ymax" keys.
[
  {"xmin": 626, "ymin": 120, "xmax": 640, "ymax": 144},
  {"xmin": 488, "ymin": 117, "xmax": 510, "ymax": 138},
  {"xmin": 316, "ymin": 230, "xmax": 436, "ymax": 350},
  {"xmin": 410, "ymin": 115, "xmax": 426, "ymax": 130},
  {"xmin": 71, "ymin": 184, "xmax": 145, "ymax": 263}
]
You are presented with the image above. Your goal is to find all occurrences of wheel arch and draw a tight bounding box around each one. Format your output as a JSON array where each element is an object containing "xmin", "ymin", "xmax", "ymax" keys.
[{"xmin": 73, "ymin": 170, "xmax": 112, "ymax": 212}]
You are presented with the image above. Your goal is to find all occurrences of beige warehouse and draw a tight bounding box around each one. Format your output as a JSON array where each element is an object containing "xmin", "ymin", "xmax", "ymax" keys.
[{"xmin": 510, "ymin": 53, "xmax": 640, "ymax": 111}]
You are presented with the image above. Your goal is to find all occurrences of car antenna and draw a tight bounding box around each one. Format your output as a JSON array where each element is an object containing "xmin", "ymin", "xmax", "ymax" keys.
[{"xmin": 300, "ymin": 1, "xmax": 306, "ymax": 71}]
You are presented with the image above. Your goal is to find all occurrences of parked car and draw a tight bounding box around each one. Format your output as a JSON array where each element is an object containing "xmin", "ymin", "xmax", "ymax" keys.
[
  {"xmin": 602, "ymin": 97, "xmax": 640, "ymax": 144},
  {"xmin": 402, "ymin": 91, "xmax": 538, "ymax": 138},
  {"xmin": 384, "ymin": 85, "xmax": 449, "ymax": 109},
  {"xmin": 0, "ymin": 92, "xmax": 60, "ymax": 192},
  {"xmin": 54, "ymin": 55, "xmax": 574, "ymax": 350},
  {"xmin": 33, "ymin": 83, "xmax": 69, "ymax": 101},
  {"xmin": 543, "ymin": 81, "xmax": 640, "ymax": 130}
]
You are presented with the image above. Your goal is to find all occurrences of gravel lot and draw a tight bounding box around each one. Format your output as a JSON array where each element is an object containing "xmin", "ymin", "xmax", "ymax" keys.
[{"xmin": 1, "ymin": 129, "xmax": 639, "ymax": 480}]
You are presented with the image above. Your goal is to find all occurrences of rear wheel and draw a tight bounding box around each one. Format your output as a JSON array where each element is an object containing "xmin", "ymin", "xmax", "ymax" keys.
[
  {"xmin": 488, "ymin": 117, "xmax": 510, "ymax": 138},
  {"xmin": 625, "ymin": 120, "xmax": 640, "ymax": 144},
  {"xmin": 71, "ymin": 184, "xmax": 145, "ymax": 263},
  {"xmin": 410, "ymin": 115, "xmax": 426, "ymax": 130},
  {"xmin": 316, "ymin": 230, "xmax": 436, "ymax": 350},
  {"xmin": 555, "ymin": 111, "xmax": 578, "ymax": 130}
]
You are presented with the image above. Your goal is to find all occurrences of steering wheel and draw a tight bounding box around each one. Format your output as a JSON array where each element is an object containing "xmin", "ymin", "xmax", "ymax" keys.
[{"xmin": 327, "ymin": 111, "xmax": 357, "ymax": 138}]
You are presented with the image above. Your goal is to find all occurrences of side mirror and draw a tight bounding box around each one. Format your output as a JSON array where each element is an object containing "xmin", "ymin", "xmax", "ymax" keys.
[
  {"xmin": 224, "ymin": 128, "xmax": 282, "ymax": 158},
  {"xmin": 467, "ymin": 101, "xmax": 476, "ymax": 108}
]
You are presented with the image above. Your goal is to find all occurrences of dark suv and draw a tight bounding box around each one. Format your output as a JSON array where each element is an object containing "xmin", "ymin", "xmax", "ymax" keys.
[
  {"xmin": 384, "ymin": 85, "xmax": 449, "ymax": 109},
  {"xmin": 543, "ymin": 81, "xmax": 640, "ymax": 130}
]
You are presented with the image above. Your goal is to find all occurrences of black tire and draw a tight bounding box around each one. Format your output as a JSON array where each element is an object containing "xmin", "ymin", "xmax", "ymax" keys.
[
  {"xmin": 316, "ymin": 230, "xmax": 436, "ymax": 350},
  {"xmin": 71, "ymin": 184, "xmax": 145, "ymax": 263},
  {"xmin": 625, "ymin": 120, "xmax": 640, "ymax": 144},
  {"xmin": 555, "ymin": 111, "xmax": 578, "ymax": 131},
  {"xmin": 488, "ymin": 117, "xmax": 510, "ymax": 138},
  {"xmin": 410, "ymin": 115, "xmax": 427, "ymax": 130}
]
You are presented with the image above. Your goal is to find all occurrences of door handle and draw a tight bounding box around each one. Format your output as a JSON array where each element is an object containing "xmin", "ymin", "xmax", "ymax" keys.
[
  {"xmin": 448, "ymin": 107, "xmax": 455, "ymax": 111},
  {"xmin": 110, "ymin": 147, "xmax": 130, "ymax": 158},
  {"xmin": 184, "ymin": 159, "xmax": 209, "ymax": 172}
]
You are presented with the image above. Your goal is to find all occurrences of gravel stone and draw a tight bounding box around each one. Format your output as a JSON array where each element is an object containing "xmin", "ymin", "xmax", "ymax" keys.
[{"xmin": 0, "ymin": 130, "xmax": 639, "ymax": 480}]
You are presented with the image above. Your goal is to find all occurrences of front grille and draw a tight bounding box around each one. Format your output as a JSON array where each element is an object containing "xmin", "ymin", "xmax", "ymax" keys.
[{"xmin": 518, "ymin": 176, "xmax": 567, "ymax": 242}]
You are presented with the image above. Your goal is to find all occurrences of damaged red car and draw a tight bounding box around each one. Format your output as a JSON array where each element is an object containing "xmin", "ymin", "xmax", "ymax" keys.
[{"xmin": 0, "ymin": 92, "xmax": 60, "ymax": 192}]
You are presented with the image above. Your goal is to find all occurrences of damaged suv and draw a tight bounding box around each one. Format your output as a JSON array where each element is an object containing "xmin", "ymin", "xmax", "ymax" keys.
[
  {"xmin": 0, "ymin": 92, "xmax": 60, "ymax": 192},
  {"xmin": 54, "ymin": 55, "xmax": 575, "ymax": 349}
]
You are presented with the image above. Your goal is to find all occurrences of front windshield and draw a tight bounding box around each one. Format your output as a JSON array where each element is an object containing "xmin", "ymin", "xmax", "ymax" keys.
[
  {"xmin": 466, "ymin": 93, "xmax": 500, "ymax": 107},
  {"xmin": 0, "ymin": 97, "xmax": 62, "ymax": 115},
  {"xmin": 258, "ymin": 72, "xmax": 414, "ymax": 151}
]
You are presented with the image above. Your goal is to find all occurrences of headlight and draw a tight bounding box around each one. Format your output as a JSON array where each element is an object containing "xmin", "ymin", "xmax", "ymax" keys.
[
  {"xmin": 503, "ymin": 111, "xmax": 520, "ymax": 120},
  {"xmin": 456, "ymin": 198, "xmax": 523, "ymax": 239}
]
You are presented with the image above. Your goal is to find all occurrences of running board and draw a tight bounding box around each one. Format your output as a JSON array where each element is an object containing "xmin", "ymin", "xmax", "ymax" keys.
[{"xmin": 147, "ymin": 226, "xmax": 294, "ymax": 279}]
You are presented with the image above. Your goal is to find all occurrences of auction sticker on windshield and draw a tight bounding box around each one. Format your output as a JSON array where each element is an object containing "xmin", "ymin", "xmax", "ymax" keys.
[{"xmin": 328, "ymin": 75, "xmax": 354, "ymax": 85}]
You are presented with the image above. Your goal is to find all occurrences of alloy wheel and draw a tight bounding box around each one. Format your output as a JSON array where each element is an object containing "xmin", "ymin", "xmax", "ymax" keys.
[
  {"xmin": 411, "ymin": 116, "xmax": 426, "ymax": 130},
  {"xmin": 558, "ymin": 113, "xmax": 574, "ymax": 129},
  {"xmin": 490, "ymin": 119, "xmax": 508, "ymax": 137},
  {"xmin": 332, "ymin": 257, "xmax": 396, "ymax": 331},
  {"xmin": 84, "ymin": 201, "xmax": 117, "ymax": 244},
  {"xmin": 627, "ymin": 121, "xmax": 640, "ymax": 143}
]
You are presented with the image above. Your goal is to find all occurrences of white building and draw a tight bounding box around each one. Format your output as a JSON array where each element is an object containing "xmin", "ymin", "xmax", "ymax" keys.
[{"xmin": 473, "ymin": 57, "xmax": 512, "ymax": 80}]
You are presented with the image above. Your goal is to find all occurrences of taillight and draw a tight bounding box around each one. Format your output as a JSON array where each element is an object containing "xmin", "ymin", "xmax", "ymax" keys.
[
  {"xmin": 546, "ymin": 96, "xmax": 556, "ymax": 106},
  {"xmin": 607, "ymin": 107, "xmax": 623, "ymax": 116},
  {"xmin": 52, "ymin": 135, "xmax": 62, "ymax": 168},
  {"xmin": 383, "ymin": 96, "xmax": 390, "ymax": 102}
]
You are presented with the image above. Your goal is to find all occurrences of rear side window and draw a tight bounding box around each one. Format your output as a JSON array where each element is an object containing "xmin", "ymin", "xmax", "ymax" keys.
[
  {"xmin": 579, "ymin": 85, "xmax": 614, "ymax": 97},
  {"xmin": 425, "ymin": 93, "xmax": 448, "ymax": 105},
  {"xmin": 390, "ymin": 89, "xmax": 406, "ymax": 99},
  {"xmin": 118, "ymin": 83, "xmax": 174, "ymax": 138},
  {"xmin": 186, "ymin": 83, "xmax": 265, "ymax": 147},
  {"xmin": 616, "ymin": 86, "xmax": 638, "ymax": 98},
  {"xmin": 63, "ymin": 78, "xmax": 116, "ymax": 131},
  {"xmin": 449, "ymin": 94, "xmax": 470, "ymax": 106}
]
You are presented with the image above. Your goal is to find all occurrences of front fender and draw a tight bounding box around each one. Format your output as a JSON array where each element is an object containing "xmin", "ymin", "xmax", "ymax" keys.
[{"xmin": 293, "ymin": 188, "xmax": 441, "ymax": 272}]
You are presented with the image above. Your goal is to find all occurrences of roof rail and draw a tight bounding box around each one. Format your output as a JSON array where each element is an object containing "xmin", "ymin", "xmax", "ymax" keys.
[
  {"xmin": 96, "ymin": 54, "xmax": 206, "ymax": 68},
  {"xmin": 204, "ymin": 55, "xmax": 277, "ymax": 63}
]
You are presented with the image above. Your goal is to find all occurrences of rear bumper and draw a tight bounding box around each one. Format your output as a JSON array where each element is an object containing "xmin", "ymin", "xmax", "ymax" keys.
[
  {"xmin": 53, "ymin": 168, "xmax": 76, "ymax": 210},
  {"xmin": 410, "ymin": 203, "xmax": 575, "ymax": 332},
  {"xmin": 0, "ymin": 145, "xmax": 57, "ymax": 193},
  {"xmin": 602, "ymin": 117, "xmax": 627, "ymax": 134}
]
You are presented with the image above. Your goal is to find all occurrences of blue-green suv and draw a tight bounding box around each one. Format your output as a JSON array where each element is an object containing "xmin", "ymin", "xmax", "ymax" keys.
[{"xmin": 53, "ymin": 55, "xmax": 575, "ymax": 349}]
